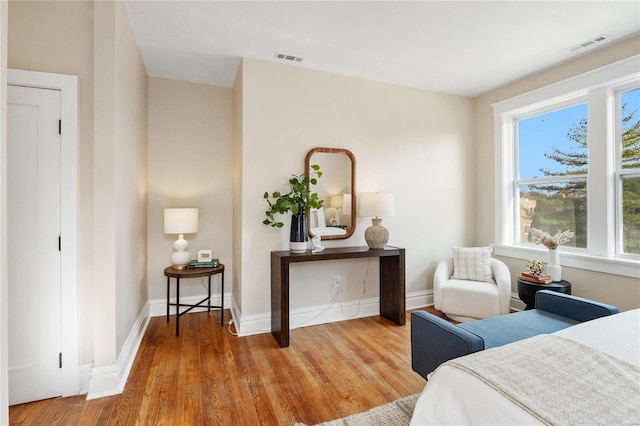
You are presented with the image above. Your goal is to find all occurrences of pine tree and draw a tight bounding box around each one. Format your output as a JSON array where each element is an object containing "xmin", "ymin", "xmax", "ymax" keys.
[{"xmin": 529, "ymin": 104, "xmax": 640, "ymax": 253}]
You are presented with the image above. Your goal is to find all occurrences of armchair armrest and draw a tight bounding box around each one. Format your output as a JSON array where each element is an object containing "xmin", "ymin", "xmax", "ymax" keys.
[
  {"xmin": 535, "ymin": 290, "xmax": 619, "ymax": 322},
  {"xmin": 433, "ymin": 258, "xmax": 453, "ymax": 311},
  {"xmin": 411, "ymin": 311, "xmax": 484, "ymax": 380}
]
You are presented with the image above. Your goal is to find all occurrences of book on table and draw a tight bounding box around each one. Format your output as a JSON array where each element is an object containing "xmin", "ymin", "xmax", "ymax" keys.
[{"xmin": 520, "ymin": 272, "xmax": 552, "ymax": 284}]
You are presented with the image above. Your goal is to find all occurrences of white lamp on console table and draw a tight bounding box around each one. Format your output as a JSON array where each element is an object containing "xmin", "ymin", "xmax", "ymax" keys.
[
  {"xmin": 164, "ymin": 208, "xmax": 199, "ymax": 269},
  {"xmin": 359, "ymin": 192, "xmax": 395, "ymax": 249}
]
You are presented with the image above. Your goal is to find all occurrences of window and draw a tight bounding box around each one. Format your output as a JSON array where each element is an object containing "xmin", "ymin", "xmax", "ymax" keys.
[
  {"xmin": 617, "ymin": 87, "xmax": 640, "ymax": 255},
  {"xmin": 516, "ymin": 103, "xmax": 588, "ymax": 249},
  {"xmin": 493, "ymin": 57, "xmax": 640, "ymax": 278}
]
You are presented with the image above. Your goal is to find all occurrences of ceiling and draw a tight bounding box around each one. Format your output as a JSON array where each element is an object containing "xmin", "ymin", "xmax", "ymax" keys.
[{"xmin": 122, "ymin": 1, "xmax": 640, "ymax": 97}]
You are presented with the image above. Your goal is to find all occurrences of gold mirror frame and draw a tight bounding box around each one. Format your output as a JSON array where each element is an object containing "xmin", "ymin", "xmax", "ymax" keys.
[{"xmin": 305, "ymin": 147, "xmax": 356, "ymax": 240}]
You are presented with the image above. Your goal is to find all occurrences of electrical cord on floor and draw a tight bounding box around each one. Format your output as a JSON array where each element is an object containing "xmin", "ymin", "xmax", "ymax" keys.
[{"xmin": 227, "ymin": 318, "xmax": 238, "ymax": 336}]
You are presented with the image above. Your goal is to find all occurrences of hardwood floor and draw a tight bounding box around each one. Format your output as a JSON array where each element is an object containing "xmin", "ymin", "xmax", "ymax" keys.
[{"xmin": 9, "ymin": 308, "xmax": 438, "ymax": 425}]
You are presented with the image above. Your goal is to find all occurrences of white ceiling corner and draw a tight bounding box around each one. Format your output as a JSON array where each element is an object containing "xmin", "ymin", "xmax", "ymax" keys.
[{"xmin": 122, "ymin": 1, "xmax": 640, "ymax": 97}]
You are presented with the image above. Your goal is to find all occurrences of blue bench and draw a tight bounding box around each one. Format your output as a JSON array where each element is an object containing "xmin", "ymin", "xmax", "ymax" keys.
[{"xmin": 411, "ymin": 290, "xmax": 620, "ymax": 379}]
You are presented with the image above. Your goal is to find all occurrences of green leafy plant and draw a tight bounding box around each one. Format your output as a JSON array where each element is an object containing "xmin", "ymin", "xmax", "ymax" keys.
[{"xmin": 263, "ymin": 165, "xmax": 324, "ymax": 228}]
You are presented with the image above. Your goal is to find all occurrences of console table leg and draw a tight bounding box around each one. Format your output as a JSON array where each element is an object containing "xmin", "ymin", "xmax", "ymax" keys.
[
  {"xmin": 271, "ymin": 254, "xmax": 289, "ymax": 347},
  {"xmin": 380, "ymin": 254, "xmax": 405, "ymax": 325}
]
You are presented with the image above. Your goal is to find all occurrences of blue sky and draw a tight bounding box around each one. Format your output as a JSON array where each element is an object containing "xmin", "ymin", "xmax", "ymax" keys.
[{"xmin": 518, "ymin": 88, "xmax": 640, "ymax": 179}]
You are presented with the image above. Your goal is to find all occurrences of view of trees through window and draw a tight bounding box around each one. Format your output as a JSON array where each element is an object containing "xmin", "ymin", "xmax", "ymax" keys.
[
  {"xmin": 620, "ymin": 88, "xmax": 640, "ymax": 255},
  {"xmin": 517, "ymin": 88, "xmax": 640, "ymax": 255}
]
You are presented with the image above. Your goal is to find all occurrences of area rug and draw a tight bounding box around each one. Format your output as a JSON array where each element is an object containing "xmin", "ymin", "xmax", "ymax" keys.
[{"xmin": 295, "ymin": 393, "xmax": 419, "ymax": 426}]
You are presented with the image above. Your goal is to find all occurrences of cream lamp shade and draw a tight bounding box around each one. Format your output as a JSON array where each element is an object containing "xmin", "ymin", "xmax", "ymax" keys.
[
  {"xmin": 329, "ymin": 195, "xmax": 344, "ymax": 209},
  {"xmin": 164, "ymin": 208, "xmax": 199, "ymax": 269},
  {"xmin": 359, "ymin": 193, "xmax": 395, "ymax": 218},
  {"xmin": 359, "ymin": 193, "xmax": 395, "ymax": 249}
]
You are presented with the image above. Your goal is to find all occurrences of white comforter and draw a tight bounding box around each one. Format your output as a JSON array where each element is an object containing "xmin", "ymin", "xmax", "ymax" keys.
[{"xmin": 410, "ymin": 309, "xmax": 640, "ymax": 425}]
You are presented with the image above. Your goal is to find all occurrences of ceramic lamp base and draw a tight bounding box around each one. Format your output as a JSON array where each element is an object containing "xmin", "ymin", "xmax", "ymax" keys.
[
  {"xmin": 365, "ymin": 218, "xmax": 389, "ymax": 249},
  {"xmin": 171, "ymin": 250, "xmax": 190, "ymax": 269}
]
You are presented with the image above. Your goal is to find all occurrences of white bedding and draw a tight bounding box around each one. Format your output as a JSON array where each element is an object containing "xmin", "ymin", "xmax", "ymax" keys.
[{"xmin": 410, "ymin": 309, "xmax": 640, "ymax": 425}]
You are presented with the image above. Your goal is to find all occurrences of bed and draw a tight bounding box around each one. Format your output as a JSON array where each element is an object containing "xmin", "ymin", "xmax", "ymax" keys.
[
  {"xmin": 309, "ymin": 207, "xmax": 346, "ymax": 236},
  {"xmin": 410, "ymin": 309, "xmax": 640, "ymax": 425}
]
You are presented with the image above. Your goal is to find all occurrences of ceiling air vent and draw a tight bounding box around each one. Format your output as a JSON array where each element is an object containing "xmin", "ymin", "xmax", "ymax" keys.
[
  {"xmin": 274, "ymin": 52, "xmax": 304, "ymax": 63},
  {"xmin": 568, "ymin": 34, "xmax": 612, "ymax": 52}
]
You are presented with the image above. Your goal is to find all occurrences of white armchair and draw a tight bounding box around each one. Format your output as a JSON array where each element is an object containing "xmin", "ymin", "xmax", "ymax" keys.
[{"xmin": 433, "ymin": 256, "xmax": 511, "ymax": 322}]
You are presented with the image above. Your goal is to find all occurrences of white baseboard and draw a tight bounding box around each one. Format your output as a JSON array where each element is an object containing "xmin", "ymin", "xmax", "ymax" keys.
[
  {"xmin": 148, "ymin": 292, "xmax": 233, "ymax": 318},
  {"xmin": 86, "ymin": 302, "xmax": 150, "ymax": 400},
  {"xmin": 511, "ymin": 292, "xmax": 526, "ymax": 311},
  {"xmin": 78, "ymin": 363, "xmax": 92, "ymax": 395},
  {"xmin": 407, "ymin": 289, "xmax": 432, "ymax": 310},
  {"xmin": 232, "ymin": 289, "xmax": 433, "ymax": 337}
]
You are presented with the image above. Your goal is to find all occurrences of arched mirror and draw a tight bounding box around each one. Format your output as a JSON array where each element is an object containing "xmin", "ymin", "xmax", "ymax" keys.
[{"xmin": 305, "ymin": 147, "xmax": 356, "ymax": 240}]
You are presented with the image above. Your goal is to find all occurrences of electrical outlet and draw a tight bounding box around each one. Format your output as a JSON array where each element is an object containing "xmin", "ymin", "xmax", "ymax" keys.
[{"xmin": 333, "ymin": 275, "xmax": 341, "ymax": 286}]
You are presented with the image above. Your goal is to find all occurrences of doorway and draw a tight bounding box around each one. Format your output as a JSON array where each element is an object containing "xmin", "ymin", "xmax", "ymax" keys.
[{"xmin": 7, "ymin": 69, "xmax": 79, "ymax": 403}]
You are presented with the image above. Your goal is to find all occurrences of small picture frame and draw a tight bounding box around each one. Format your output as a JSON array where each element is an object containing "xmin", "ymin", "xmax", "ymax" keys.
[{"xmin": 198, "ymin": 249, "xmax": 213, "ymax": 263}]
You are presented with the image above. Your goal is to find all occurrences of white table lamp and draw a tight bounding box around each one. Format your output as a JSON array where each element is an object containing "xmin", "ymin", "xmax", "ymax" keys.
[
  {"xmin": 164, "ymin": 208, "xmax": 199, "ymax": 269},
  {"xmin": 329, "ymin": 195, "xmax": 344, "ymax": 226},
  {"xmin": 359, "ymin": 193, "xmax": 395, "ymax": 249}
]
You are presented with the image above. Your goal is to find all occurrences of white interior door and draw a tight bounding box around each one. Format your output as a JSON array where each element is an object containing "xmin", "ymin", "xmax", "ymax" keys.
[{"xmin": 8, "ymin": 84, "xmax": 63, "ymax": 405}]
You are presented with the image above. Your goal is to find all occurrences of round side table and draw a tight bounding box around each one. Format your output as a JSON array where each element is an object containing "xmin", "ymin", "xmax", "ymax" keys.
[
  {"xmin": 517, "ymin": 279, "xmax": 571, "ymax": 310},
  {"xmin": 164, "ymin": 264, "xmax": 225, "ymax": 336}
]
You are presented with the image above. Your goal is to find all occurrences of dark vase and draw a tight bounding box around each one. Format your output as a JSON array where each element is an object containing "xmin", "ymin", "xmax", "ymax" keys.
[{"xmin": 289, "ymin": 213, "xmax": 308, "ymax": 253}]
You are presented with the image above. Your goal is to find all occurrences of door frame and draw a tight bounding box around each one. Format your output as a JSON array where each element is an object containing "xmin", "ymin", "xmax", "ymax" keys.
[{"xmin": 8, "ymin": 69, "xmax": 79, "ymax": 397}]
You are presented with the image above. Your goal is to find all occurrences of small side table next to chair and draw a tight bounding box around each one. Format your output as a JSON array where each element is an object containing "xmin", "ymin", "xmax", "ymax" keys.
[{"xmin": 517, "ymin": 278, "xmax": 571, "ymax": 310}]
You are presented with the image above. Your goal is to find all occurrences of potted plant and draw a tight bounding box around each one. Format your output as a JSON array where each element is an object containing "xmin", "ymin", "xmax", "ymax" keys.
[{"xmin": 263, "ymin": 165, "xmax": 324, "ymax": 252}]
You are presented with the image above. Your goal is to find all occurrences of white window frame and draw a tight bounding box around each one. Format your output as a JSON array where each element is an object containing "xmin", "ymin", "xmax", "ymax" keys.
[
  {"xmin": 493, "ymin": 55, "xmax": 640, "ymax": 279},
  {"xmin": 614, "ymin": 84, "xmax": 640, "ymax": 258}
]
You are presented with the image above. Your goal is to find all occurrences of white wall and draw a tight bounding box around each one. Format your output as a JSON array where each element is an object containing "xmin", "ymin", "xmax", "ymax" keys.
[
  {"xmin": 232, "ymin": 62, "xmax": 244, "ymax": 311},
  {"xmin": 1, "ymin": 1, "xmax": 9, "ymax": 422},
  {"xmin": 236, "ymin": 58, "xmax": 475, "ymax": 325},
  {"xmin": 474, "ymin": 35, "xmax": 640, "ymax": 311},
  {"xmin": 91, "ymin": 0, "xmax": 148, "ymax": 395},
  {"xmin": 112, "ymin": 1, "xmax": 148, "ymax": 357},
  {"xmin": 147, "ymin": 78, "xmax": 234, "ymax": 304}
]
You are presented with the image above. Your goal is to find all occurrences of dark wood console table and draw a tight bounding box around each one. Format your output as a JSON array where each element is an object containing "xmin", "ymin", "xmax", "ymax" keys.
[{"xmin": 271, "ymin": 246, "xmax": 405, "ymax": 347}]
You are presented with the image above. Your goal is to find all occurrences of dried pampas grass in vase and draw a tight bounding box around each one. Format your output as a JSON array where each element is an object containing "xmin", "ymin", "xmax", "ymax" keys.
[{"xmin": 528, "ymin": 228, "xmax": 574, "ymax": 282}]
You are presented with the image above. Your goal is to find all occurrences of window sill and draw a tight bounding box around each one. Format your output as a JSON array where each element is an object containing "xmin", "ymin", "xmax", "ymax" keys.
[{"xmin": 494, "ymin": 245, "xmax": 640, "ymax": 279}]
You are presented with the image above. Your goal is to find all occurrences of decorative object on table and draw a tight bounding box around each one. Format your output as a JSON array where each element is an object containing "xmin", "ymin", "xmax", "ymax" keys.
[
  {"xmin": 310, "ymin": 231, "xmax": 324, "ymax": 253},
  {"xmin": 197, "ymin": 249, "xmax": 213, "ymax": 263},
  {"xmin": 359, "ymin": 192, "xmax": 395, "ymax": 249},
  {"xmin": 528, "ymin": 228, "xmax": 574, "ymax": 282},
  {"xmin": 263, "ymin": 165, "xmax": 324, "ymax": 253},
  {"xmin": 164, "ymin": 208, "xmax": 199, "ymax": 270},
  {"xmin": 188, "ymin": 258, "xmax": 219, "ymax": 268},
  {"xmin": 519, "ymin": 259, "xmax": 552, "ymax": 284},
  {"xmin": 526, "ymin": 259, "xmax": 544, "ymax": 275}
]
